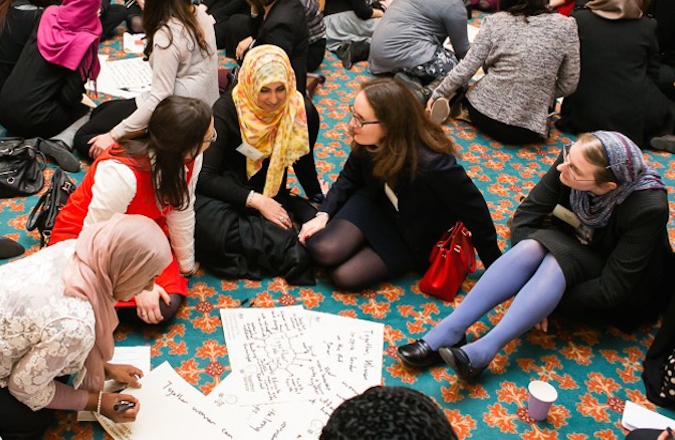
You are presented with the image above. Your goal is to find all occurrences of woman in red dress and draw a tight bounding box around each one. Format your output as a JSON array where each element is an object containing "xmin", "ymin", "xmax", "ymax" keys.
[{"xmin": 50, "ymin": 96, "xmax": 215, "ymax": 325}]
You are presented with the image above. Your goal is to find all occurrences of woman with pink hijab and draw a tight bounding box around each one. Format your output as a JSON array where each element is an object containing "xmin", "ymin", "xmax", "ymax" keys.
[
  {"xmin": 0, "ymin": 214, "xmax": 172, "ymax": 440},
  {"xmin": 0, "ymin": 0, "xmax": 101, "ymax": 139}
]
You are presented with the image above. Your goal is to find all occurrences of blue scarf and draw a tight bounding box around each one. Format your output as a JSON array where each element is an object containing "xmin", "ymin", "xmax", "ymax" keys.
[{"xmin": 570, "ymin": 131, "xmax": 666, "ymax": 228}]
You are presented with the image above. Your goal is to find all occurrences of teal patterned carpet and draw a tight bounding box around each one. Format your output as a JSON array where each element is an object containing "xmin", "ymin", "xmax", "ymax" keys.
[{"xmin": 2, "ymin": 16, "xmax": 675, "ymax": 440}]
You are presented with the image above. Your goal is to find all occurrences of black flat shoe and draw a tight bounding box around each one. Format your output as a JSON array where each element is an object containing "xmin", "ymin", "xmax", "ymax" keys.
[
  {"xmin": 0, "ymin": 237, "xmax": 25, "ymax": 259},
  {"xmin": 397, "ymin": 335, "xmax": 467, "ymax": 369},
  {"xmin": 397, "ymin": 340, "xmax": 442, "ymax": 369},
  {"xmin": 40, "ymin": 139, "xmax": 80, "ymax": 172},
  {"xmin": 439, "ymin": 346, "xmax": 485, "ymax": 381},
  {"xmin": 336, "ymin": 41, "xmax": 353, "ymax": 69}
]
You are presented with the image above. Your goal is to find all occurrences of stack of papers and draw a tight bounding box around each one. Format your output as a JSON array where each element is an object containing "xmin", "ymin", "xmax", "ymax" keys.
[
  {"xmin": 96, "ymin": 306, "xmax": 384, "ymax": 440},
  {"xmin": 86, "ymin": 55, "xmax": 152, "ymax": 99}
]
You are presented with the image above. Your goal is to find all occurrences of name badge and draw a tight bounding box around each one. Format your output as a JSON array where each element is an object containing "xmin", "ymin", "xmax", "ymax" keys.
[
  {"xmin": 236, "ymin": 142, "xmax": 264, "ymax": 161},
  {"xmin": 552, "ymin": 204, "xmax": 581, "ymax": 228},
  {"xmin": 384, "ymin": 183, "xmax": 399, "ymax": 211}
]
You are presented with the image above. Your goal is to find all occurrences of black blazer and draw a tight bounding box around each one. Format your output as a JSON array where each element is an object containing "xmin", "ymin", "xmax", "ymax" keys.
[
  {"xmin": 196, "ymin": 91, "xmax": 321, "ymax": 206},
  {"xmin": 320, "ymin": 146, "xmax": 502, "ymax": 271},
  {"xmin": 251, "ymin": 0, "xmax": 309, "ymax": 94}
]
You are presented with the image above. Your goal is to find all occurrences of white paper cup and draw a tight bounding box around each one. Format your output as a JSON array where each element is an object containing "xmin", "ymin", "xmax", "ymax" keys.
[{"xmin": 527, "ymin": 380, "xmax": 558, "ymax": 421}]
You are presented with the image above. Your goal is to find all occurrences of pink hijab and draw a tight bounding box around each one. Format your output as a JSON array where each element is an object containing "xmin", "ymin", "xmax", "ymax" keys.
[
  {"xmin": 63, "ymin": 214, "xmax": 172, "ymax": 392},
  {"xmin": 36, "ymin": 0, "xmax": 102, "ymax": 81}
]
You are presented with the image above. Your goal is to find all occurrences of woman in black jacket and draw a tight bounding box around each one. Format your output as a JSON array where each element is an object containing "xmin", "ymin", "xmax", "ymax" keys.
[
  {"xmin": 195, "ymin": 45, "xmax": 322, "ymax": 283},
  {"xmin": 398, "ymin": 131, "xmax": 671, "ymax": 382},
  {"xmin": 556, "ymin": 0, "xmax": 675, "ymax": 150},
  {"xmin": 299, "ymin": 78, "xmax": 501, "ymax": 290}
]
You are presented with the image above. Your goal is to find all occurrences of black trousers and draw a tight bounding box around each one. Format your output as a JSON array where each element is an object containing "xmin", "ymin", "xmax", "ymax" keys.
[
  {"xmin": 73, "ymin": 98, "xmax": 137, "ymax": 159},
  {"xmin": 100, "ymin": 4, "xmax": 128, "ymax": 41},
  {"xmin": 307, "ymin": 38, "xmax": 326, "ymax": 72},
  {"xmin": 0, "ymin": 377, "xmax": 69, "ymax": 440},
  {"xmin": 466, "ymin": 100, "xmax": 544, "ymax": 145}
]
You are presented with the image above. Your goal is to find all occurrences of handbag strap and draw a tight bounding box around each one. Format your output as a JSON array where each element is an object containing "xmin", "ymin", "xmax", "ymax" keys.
[
  {"xmin": 450, "ymin": 222, "xmax": 476, "ymax": 272},
  {"xmin": 26, "ymin": 168, "xmax": 74, "ymax": 247}
]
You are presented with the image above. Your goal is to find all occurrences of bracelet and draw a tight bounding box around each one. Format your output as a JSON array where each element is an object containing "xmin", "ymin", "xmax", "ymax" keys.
[
  {"xmin": 245, "ymin": 190, "xmax": 255, "ymax": 207},
  {"xmin": 96, "ymin": 391, "xmax": 103, "ymax": 415},
  {"xmin": 315, "ymin": 212, "xmax": 329, "ymax": 219}
]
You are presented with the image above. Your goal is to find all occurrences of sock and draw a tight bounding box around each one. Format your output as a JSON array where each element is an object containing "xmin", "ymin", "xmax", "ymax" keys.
[
  {"xmin": 423, "ymin": 239, "xmax": 548, "ymax": 350},
  {"xmin": 462, "ymin": 253, "xmax": 566, "ymax": 368}
]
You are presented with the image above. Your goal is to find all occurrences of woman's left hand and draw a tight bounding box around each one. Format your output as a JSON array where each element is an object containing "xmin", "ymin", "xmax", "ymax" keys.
[
  {"xmin": 298, "ymin": 214, "xmax": 328, "ymax": 245},
  {"xmin": 135, "ymin": 283, "xmax": 171, "ymax": 324},
  {"xmin": 425, "ymin": 97, "xmax": 435, "ymax": 113},
  {"xmin": 88, "ymin": 132, "xmax": 116, "ymax": 159},
  {"xmin": 236, "ymin": 36, "xmax": 254, "ymax": 60},
  {"xmin": 104, "ymin": 363, "xmax": 143, "ymax": 388}
]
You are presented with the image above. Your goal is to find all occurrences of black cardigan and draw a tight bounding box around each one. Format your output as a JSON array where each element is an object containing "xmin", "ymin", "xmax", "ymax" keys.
[
  {"xmin": 196, "ymin": 91, "xmax": 322, "ymax": 206},
  {"xmin": 319, "ymin": 146, "xmax": 502, "ymax": 271},
  {"xmin": 250, "ymin": 0, "xmax": 309, "ymax": 95},
  {"xmin": 511, "ymin": 154, "xmax": 673, "ymax": 330}
]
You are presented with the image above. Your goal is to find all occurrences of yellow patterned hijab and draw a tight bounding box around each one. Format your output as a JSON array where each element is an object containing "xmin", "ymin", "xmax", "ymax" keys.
[{"xmin": 232, "ymin": 45, "xmax": 309, "ymax": 197}]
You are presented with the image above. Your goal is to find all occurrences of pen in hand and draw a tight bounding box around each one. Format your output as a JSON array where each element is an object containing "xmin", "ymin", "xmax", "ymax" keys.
[{"xmin": 113, "ymin": 401, "xmax": 136, "ymax": 412}]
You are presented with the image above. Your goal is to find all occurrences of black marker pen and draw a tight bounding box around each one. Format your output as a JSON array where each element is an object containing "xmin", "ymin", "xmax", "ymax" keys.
[{"xmin": 113, "ymin": 401, "xmax": 136, "ymax": 412}]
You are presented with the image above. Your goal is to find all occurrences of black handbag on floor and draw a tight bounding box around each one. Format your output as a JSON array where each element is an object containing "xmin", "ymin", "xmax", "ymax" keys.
[
  {"xmin": 26, "ymin": 167, "xmax": 76, "ymax": 247},
  {"xmin": 0, "ymin": 137, "xmax": 46, "ymax": 198}
]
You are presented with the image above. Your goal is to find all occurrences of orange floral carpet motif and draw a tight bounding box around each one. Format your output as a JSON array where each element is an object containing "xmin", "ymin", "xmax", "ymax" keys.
[{"xmin": 1, "ymin": 13, "xmax": 675, "ymax": 440}]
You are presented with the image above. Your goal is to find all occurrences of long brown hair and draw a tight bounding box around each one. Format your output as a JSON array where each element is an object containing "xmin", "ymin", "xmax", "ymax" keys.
[
  {"xmin": 354, "ymin": 78, "xmax": 457, "ymax": 185},
  {"xmin": 114, "ymin": 96, "xmax": 212, "ymax": 210},
  {"xmin": 142, "ymin": 0, "xmax": 212, "ymax": 60}
]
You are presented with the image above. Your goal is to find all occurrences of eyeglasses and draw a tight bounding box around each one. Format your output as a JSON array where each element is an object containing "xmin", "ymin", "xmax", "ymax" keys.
[
  {"xmin": 561, "ymin": 144, "xmax": 623, "ymax": 182},
  {"xmin": 205, "ymin": 128, "xmax": 217, "ymax": 144},
  {"xmin": 349, "ymin": 105, "xmax": 379, "ymax": 128}
]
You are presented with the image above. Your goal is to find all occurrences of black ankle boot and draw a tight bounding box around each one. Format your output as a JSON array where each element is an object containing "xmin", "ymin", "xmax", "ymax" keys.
[
  {"xmin": 0, "ymin": 237, "xmax": 25, "ymax": 259},
  {"xmin": 336, "ymin": 41, "xmax": 353, "ymax": 69},
  {"xmin": 39, "ymin": 139, "xmax": 80, "ymax": 172},
  {"xmin": 350, "ymin": 40, "xmax": 371, "ymax": 65}
]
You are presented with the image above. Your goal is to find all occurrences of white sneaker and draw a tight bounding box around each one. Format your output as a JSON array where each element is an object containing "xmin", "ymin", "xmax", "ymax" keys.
[{"xmin": 429, "ymin": 97, "xmax": 450, "ymax": 125}]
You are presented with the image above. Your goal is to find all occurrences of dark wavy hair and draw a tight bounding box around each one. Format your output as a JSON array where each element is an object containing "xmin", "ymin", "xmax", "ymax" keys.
[
  {"xmin": 354, "ymin": 78, "xmax": 457, "ymax": 185},
  {"xmin": 142, "ymin": 0, "xmax": 212, "ymax": 60},
  {"xmin": 499, "ymin": 0, "xmax": 551, "ymax": 17},
  {"xmin": 114, "ymin": 96, "xmax": 212, "ymax": 210}
]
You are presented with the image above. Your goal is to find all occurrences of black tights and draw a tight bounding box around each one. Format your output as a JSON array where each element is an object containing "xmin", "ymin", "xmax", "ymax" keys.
[
  {"xmin": 116, "ymin": 293, "xmax": 183, "ymax": 326},
  {"xmin": 306, "ymin": 219, "xmax": 388, "ymax": 291}
]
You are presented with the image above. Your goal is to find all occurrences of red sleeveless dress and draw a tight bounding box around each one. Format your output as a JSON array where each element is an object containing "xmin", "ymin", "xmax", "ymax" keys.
[{"xmin": 50, "ymin": 148, "xmax": 195, "ymax": 306}]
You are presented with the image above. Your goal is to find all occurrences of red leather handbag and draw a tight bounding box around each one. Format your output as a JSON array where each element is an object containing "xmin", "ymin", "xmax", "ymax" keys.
[{"xmin": 419, "ymin": 221, "xmax": 476, "ymax": 301}]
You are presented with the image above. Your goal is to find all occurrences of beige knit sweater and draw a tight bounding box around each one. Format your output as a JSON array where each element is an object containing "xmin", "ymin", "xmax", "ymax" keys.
[{"xmin": 111, "ymin": 8, "xmax": 219, "ymax": 140}]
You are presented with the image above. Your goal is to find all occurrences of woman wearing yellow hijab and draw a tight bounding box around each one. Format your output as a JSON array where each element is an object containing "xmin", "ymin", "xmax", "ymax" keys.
[{"xmin": 195, "ymin": 44, "xmax": 322, "ymax": 284}]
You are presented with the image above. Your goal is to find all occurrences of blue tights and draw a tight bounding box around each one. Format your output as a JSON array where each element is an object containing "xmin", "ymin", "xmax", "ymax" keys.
[{"xmin": 423, "ymin": 239, "xmax": 566, "ymax": 368}]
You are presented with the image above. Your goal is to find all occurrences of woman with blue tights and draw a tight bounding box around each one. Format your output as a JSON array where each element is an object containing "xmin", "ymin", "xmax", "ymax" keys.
[{"xmin": 398, "ymin": 131, "xmax": 673, "ymax": 380}]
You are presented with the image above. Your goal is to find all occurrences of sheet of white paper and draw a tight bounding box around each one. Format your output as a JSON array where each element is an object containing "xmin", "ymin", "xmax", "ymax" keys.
[
  {"xmin": 622, "ymin": 401, "xmax": 675, "ymax": 431},
  {"xmin": 222, "ymin": 306, "xmax": 358, "ymax": 405},
  {"xmin": 78, "ymin": 346, "xmax": 152, "ymax": 422},
  {"xmin": 467, "ymin": 24, "xmax": 480, "ymax": 43},
  {"xmin": 305, "ymin": 310, "xmax": 384, "ymax": 386},
  {"xmin": 96, "ymin": 362, "xmax": 242, "ymax": 440},
  {"xmin": 207, "ymin": 372, "xmax": 309, "ymax": 440},
  {"xmin": 123, "ymin": 32, "xmax": 146, "ymax": 54},
  {"xmin": 86, "ymin": 55, "xmax": 152, "ymax": 99},
  {"xmin": 220, "ymin": 307, "xmax": 383, "ymax": 407},
  {"xmin": 206, "ymin": 372, "xmax": 366, "ymax": 440}
]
